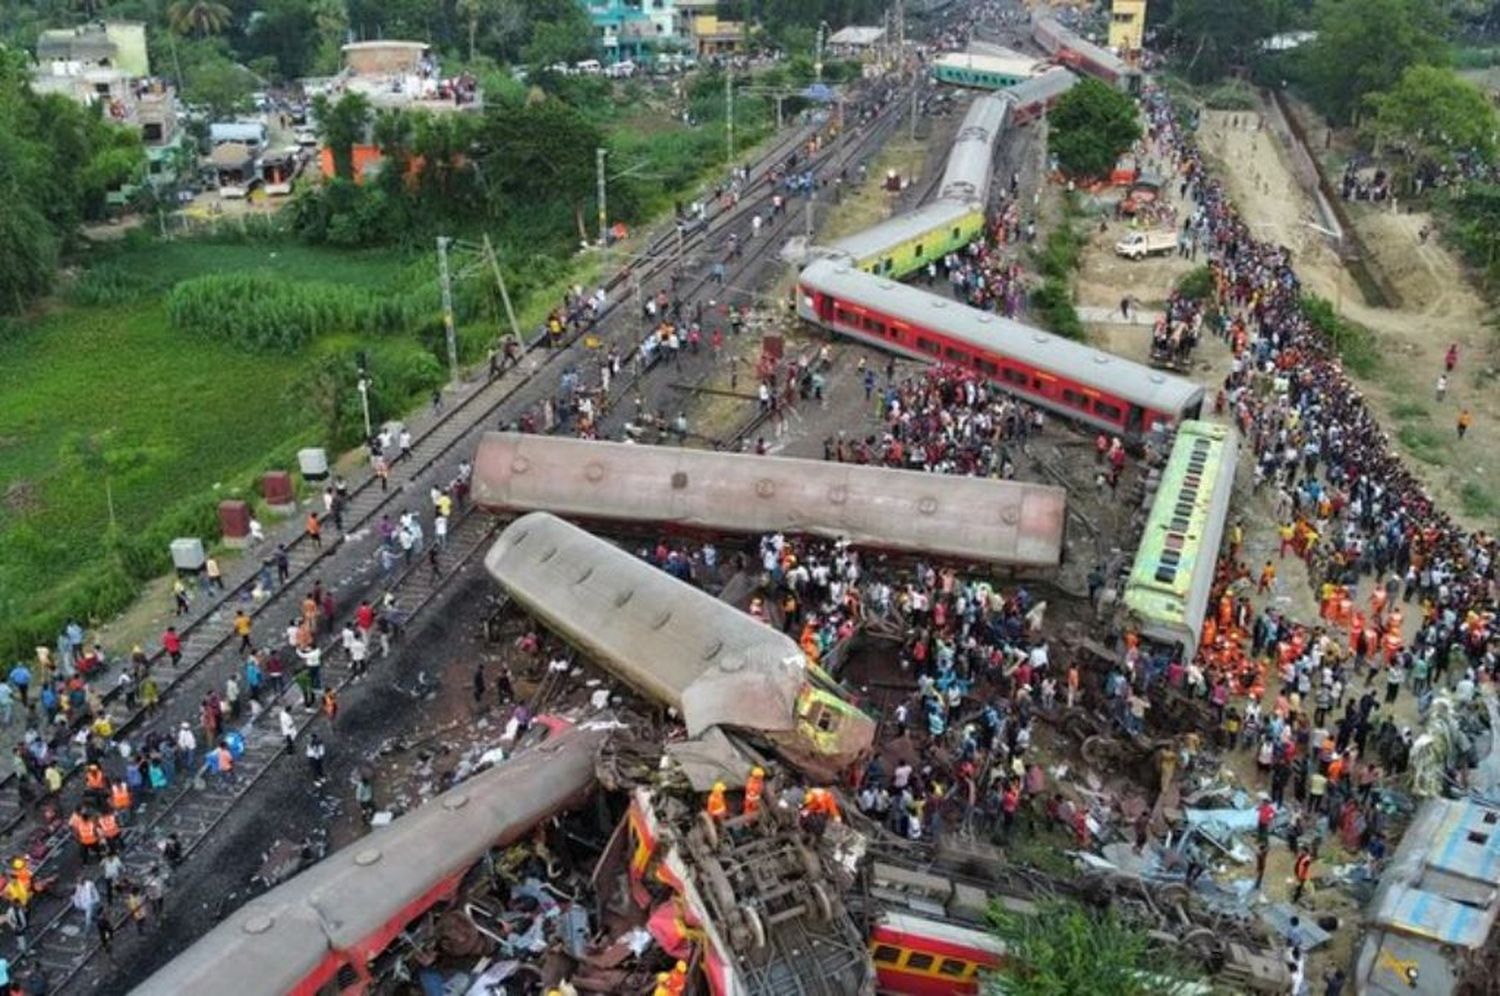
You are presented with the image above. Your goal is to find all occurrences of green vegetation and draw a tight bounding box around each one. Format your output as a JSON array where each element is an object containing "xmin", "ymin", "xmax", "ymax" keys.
[
  {"xmin": 1435, "ymin": 184, "xmax": 1500, "ymax": 291},
  {"xmin": 1301, "ymin": 294, "xmax": 1381, "ymax": 377},
  {"xmin": 1174, "ymin": 265, "xmax": 1214, "ymax": 302},
  {"xmin": 1298, "ymin": 0, "xmax": 1449, "ymax": 125},
  {"xmin": 984, "ymin": 899, "xmax": 1204, "ymax": 996},
  {"xmin": 1390, "ymin": 401, "xmax": 1431, "ymax": 422},
  {"xmin": 1397, "ymin": 424, "xmax": 1448, "ymax": 465},
  {"xmin": 1048, "ymin": 79, "xmax": 1143, "ymax": 179},
  {"xmin": 1364, "ymin": 65, "xmax": 1496, "ymax": 169},
  {"xmin": 1163, "ymin": 0, "xmax": 1289, "ymax": 84},
  {"xmin": 1031, "ymin": 196, "xmax": 1086, "ymax": 341},
  {"xmin": 0, "ymin": 50, "xmax": 145, "ymax": 315},
  {"xmin": 1460, "ymin": 482, "xmax": 1499, "ymax": 521}
]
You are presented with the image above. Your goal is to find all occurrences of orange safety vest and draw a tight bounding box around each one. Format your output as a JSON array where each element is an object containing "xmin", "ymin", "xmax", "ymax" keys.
[
  {"xmin": 98, "ymin": 812, "xmax": 121, "ymax": 839},
  {"xmin": 216, "ymin": 748, "xmax": 233, "ymax": 772},
  {"xmin": 706, "ymin": 787, "xmax": 727, "ymax": 820},
  {"xmin": 110, "ymin": 782, "xmax": 132, "ymax": 811},
  {"xmin": 76, "ymin": 818, "xmax": 99, "ymax": 846},
  {"xmin": 85, "ymin": 768, "xmax": 105, "ymax": 791},
  {"xmin": 1294, "ymin": 853, "xmax": 1312, "ymax": 881},
  {"xmin": 744, "ymin": 775, "xmax": 764, "ymax": 817}
]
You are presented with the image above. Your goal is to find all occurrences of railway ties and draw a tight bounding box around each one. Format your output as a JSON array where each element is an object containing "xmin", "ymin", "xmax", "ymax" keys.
[{"xmin": 30, "ymin": 515, "xmax": 505, "ymax": 993}]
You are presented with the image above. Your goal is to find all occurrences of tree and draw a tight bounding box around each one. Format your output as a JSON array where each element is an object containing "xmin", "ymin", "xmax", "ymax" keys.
[
  {"xmin": 478, "ymin": 97, "xmax": 602, "ymax": 236},
  {"xmin": 1302, "ymin": 0, "xmax": 1449, "ymax": 124},
  {"xmin": 1048, "ymin": 79, "xmax": 1142, "ymax": 178},
  {"xmin": 1365, "ymin": 65, "xmax": 1497, "ymax": 169},
  {"xmin": 985, "ymin": 900, "xmax": 1204, "ymax": 996},
  {"xmin": 1166, "ymin": 0, "xmax": 1275, "ymax": 82},
  {"xmin": 179, "ymin": 50, "xmax": 256, "ymax": 120},
  {"xmin": 313, "ymin": 91, "xmax": 372, "ymax": 182},
  {"xmin": 167, "ymin": 0, "xmax": 233, "ymax": 37}
]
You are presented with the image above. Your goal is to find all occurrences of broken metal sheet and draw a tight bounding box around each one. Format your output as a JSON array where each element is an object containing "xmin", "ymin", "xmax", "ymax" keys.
[
  {"xmin": 1183, "ymin": 807, "xmax": 1261, "ymax": 832},
  {"xmin": 1259, "ymin": 903, "xmax": 1331, "ymax": 951},
  {"xmin": 462, "ymin": 961, "xmax": 521, "ymax": 996},
  {"xmin": 665, "ymin": 729, "xmax": 754, "ymax": 791}
]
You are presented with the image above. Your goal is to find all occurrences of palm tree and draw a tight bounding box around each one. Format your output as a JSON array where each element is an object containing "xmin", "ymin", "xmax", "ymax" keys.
[{"xmin": 166, "ymin": 0, "xmax": 232, "ymax": 37}]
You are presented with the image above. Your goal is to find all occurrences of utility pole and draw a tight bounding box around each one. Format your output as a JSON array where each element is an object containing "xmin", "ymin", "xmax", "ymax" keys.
[
  {"xmin": 805, "ymin": 191, "xmax": 815, "ymax": 240},
  {"xmin": 436, "ymin": 236, "xmax": 459, "ymax": 387},
  {"xmin": 725, "ymin": 70, "xmax": 734, "ymax": 165},
  {"xmin": 481, "ymin": 234, "xmax": 523, "ymax": 343},
  {"xmin": 596, "ymin": 147, "xmax": 608, "ymax": 246},
  {"xmin": 910, "ymin": 87, "xmax": 919, "ymax": 142}
]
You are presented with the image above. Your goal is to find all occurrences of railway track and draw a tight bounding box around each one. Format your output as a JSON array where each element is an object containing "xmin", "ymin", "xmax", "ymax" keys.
[
  {"xmin": 34, "ymin": 510, "xmax": 503, "ymax": 991},
  {"xmin": 14, "ymin": 76, "xmax": 920, "ymax": 994}
]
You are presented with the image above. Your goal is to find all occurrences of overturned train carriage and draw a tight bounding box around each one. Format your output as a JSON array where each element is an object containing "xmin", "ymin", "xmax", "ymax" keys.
[
  {"xmin": 130, "ymin": 720, "xmax": 610, "ymax": 996},
  {"xmin": 486, "ymin": 512, "xmax": 876, "ymax": 774},
  {"xmin": 472, "ymin": 433, "xmax": 1066, "ymax": 571}
]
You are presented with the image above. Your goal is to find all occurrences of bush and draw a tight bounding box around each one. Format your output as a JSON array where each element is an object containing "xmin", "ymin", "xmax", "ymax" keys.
[
  {"xmin": 167, "ymin": 272, "xmax": 419, "ymax": 352},
  {"xmin": 1032, "ymin": 278, "xmax": 1086, "ymax": 341},
  {"xmin": 1203, "ymin": 80, "xmax": 1258, "ymax": 110},
  {"xmin": 66, "ymin": 264, "xmax": 158, "ymax": 306},
  {"xmin": 1036, "ymin": 224, "xmax": 1084, "ymax": 282},
  {"xmin": 1301, "ymin": 293, "xmax": 1380, "ymax": 377},
  {"xmin": 1174, "ymin": 265, "xmax": 1214, "ymax": 302}
]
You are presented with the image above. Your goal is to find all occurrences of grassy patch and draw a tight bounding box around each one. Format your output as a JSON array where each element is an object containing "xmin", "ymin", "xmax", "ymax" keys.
[
  {"xmin": 1461, "ymin": 482, "xmax": 1499, "ymax": 521},
  {"xmin": 1396, "ymin": 424, "xmax": 1447, "ymax": 465},
  {"xmin": 1390, "ymin": 401, "xmax": 1430, "ymax": 421},
  {"xmin": 1174, "ymin": 265, "xmax": 1214, "ymax": 303},
  {"xmin": 1301, "ymin": 293, "xmax": 1382, "ymax": 378}
]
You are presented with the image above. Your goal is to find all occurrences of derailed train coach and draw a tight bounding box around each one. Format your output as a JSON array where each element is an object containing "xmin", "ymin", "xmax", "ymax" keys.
[
  {"xmin": 129, "ymin": 719, "xmax": 610, "ymax": 996},
  {"xmin": 471, "ymin": 432, "xmax": 1066, "ymax": 572},
  {"xmin": 485, "ymin": 512, "xmax": 877, "ymax": 777}
]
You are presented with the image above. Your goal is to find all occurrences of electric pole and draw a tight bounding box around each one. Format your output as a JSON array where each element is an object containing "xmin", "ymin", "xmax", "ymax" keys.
[
  {"xmin": 725, "ymin": 69, "xmax": 734, "ymax": 165},
  {"xmin": 910, "ymin": 87, "xmax": 918, "ymax": 141},
  {"xmin": 481, "ymin": 234, "xmax": 523, "ymax": 343},
  {"xmin": 596, "ymin": 147, "xmax": 608, "ymax": 246},
  {"xmin": 436, "ymin": 236, "xmax": 459, "ymax": 387}
]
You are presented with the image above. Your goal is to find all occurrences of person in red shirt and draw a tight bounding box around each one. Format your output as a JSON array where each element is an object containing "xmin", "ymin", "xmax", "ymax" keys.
[
  {"xmin": 355, "ymin": 600, "xmax": 375, "ymax": 636},
  {"xmin": 162, "ymin": 627, "xmax": 182, "ymax": 666}
]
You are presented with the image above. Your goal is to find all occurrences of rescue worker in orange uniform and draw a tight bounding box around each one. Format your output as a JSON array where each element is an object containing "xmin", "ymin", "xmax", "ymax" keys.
[
  {"xmin": 705, "ymin": 782, "xmax": 728, "ymax": 821},
  {"xmin": 801, "ymin": 787, "xmax": 841, "ymax": 822},
  {"xmin": 98, "ymin": 809, "xmax": 123, "ymax": 854},
  {"xmin": 84, "ymin": 764, "xmax": 107, "ymax": 807},
  {"xmin": 110, "ymin": 780, "xmax": 132, "ymax": 813},
  {"xmin": 69, "ymin": 808, "xmax": 100, "ymax": 863},
  {"xmin": 743, "ymin": 767, "xmax": 765, "ymax": 819}
]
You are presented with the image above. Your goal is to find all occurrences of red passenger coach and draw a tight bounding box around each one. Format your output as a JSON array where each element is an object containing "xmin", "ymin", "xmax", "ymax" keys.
[
  {"xmin": 797, "ymin": 259, "xmax": 1204, "ymax": 443},
  {"xmin": 869, "ymin": 912, "xmax": 1004, "ymax": 995}
]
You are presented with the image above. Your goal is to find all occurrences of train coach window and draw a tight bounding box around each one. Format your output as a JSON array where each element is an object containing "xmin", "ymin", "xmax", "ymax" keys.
[
  {"xmin": 863, "ymin": 316, "xmax": 886, "ymax": 335},
  {"xmin": 904, "ymin": 953, "xmax": 935, "ymax": 972},
  {"xmin": 1093, "ymin": 400, "xmax": 1123, "ymax": 421},
  {"xmin": 944, "ymin": 346, "xmax": 967, "ymax": 362},
  {"xmin": 835, "ymin": 308, "xmax": 857, "ymax": 326},
  {"xmin": 916, "ymin": 337, "xmax": 941, "ymax": 356},
  {"xmin": 1002, "ymin": 368, "xmax": 1028, "ymax": 386},
  {"xmin": 1062, "ymin": 388, "xmax": 1088, "ymax": 408},
  {"xmin": 873, "ymin": 945, "xmax": 902, "ymax": 965},
  {"xmin": 951, "ymin": 226, "xmax": 961, "ymax": 240},
  {"xmin": 974, "ymin": 357, "xmax": 997, "ymax": 375},
  {"xmin": 914, "ymin": 243, "xmax": 924, "ymax": 258},
  {"xmin": 939, "ymin": 959, "xmax": 971, "ymax": 978}
]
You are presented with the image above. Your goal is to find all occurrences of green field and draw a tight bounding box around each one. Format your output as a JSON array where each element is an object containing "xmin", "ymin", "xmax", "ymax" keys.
[{"xmin": 0, "ymin": 239, "xmax": 427, "ymax": 654}]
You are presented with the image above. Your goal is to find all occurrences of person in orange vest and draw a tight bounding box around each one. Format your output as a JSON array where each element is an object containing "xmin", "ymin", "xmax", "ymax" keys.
[
  {"xmin": 84, "ymin": 764, "xmax": 107, "ymax": 807},
  {"xmin": 705, "ymin": 782, "xmax": 728, "ymax": 821},
  {"xmin": 305, "ymin": 511, "xmax": 323, "ymax": 550},
  {"xmin": 653, "ymin": 961, "xmax": 688, "ymax": 996},
  {"xmin": 70, "ymin": 808, "xmax": 101, "ymax": 863},
  {"xmin": 801, "ymin": 787, "xmax": 841, "ymax": 823},
  {"xmin": 9, "ymin": 858, "xmax": 32, "ymax": 908},
  {"xmin": 98, "ymin": 810, "xmax": 123, "ymax": 854},
  {"xmin": 1258, "ymin": 561, "xmax": 1276, "ymax": 595},
  {"xmin": 110, "ymin": 780, "xmax": 132, "ymax": 814},
  {"xmin": 743, "ymin": 767, "xmax": 765, "ymax": 818},
  {"xmin": 1292, "ymin": 848, "xmax": 1313, "ymax": 903},
  {"xmin": 322, "ymin": 688, "xmax": 339, "ymax": 725},
  {"xmin": 1370, "ymin": 586, "xmax": 1387, "ymax": 624}
]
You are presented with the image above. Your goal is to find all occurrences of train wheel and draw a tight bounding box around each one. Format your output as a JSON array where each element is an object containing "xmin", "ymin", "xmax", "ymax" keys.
[{"xmin": 740, "ymin": 905, "xmax": 767, "ymax": 950}]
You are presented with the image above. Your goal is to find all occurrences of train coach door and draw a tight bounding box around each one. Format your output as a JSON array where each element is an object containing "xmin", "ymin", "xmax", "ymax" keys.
[{"xmin": 1126, "ymin": 405, "xmax": 1145, "ymax": 438}]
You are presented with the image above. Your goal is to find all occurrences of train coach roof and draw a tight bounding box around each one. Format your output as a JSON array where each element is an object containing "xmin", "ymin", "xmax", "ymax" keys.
[
  {"xmin": 1003, "ymin": 67, "xmax": 1078, "ymax": 107},
  {"xmin": 472, "ymin": 433, "xmax": 1066, "ymax": 568},
  {"xmin": 824, "ymin": 199, "xmax": 976, "ymax": 263},
  {"xmin": 1032, "ymin": 13, "xmax": 1129, "ymax": 77},
  {"xmin": 799, "ymin": 258, "xmax": 1205, "ymax": 414},
  {"xmin": 130, "ymin": 721, "xmax": 608, "ymax": 996},
  {"xmin": 485, "ymin": 512, "xmax": 807, "ymax": 738},
  {"xmin": 940, "ymin": 95, "xmax": 1010, "ymax": 203}
]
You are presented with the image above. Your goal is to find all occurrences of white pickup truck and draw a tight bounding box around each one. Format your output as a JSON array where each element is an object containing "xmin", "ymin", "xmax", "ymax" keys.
[{"xmin": 1114, "ymin": 230, "xmax": 1178, "ymax": 260}]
